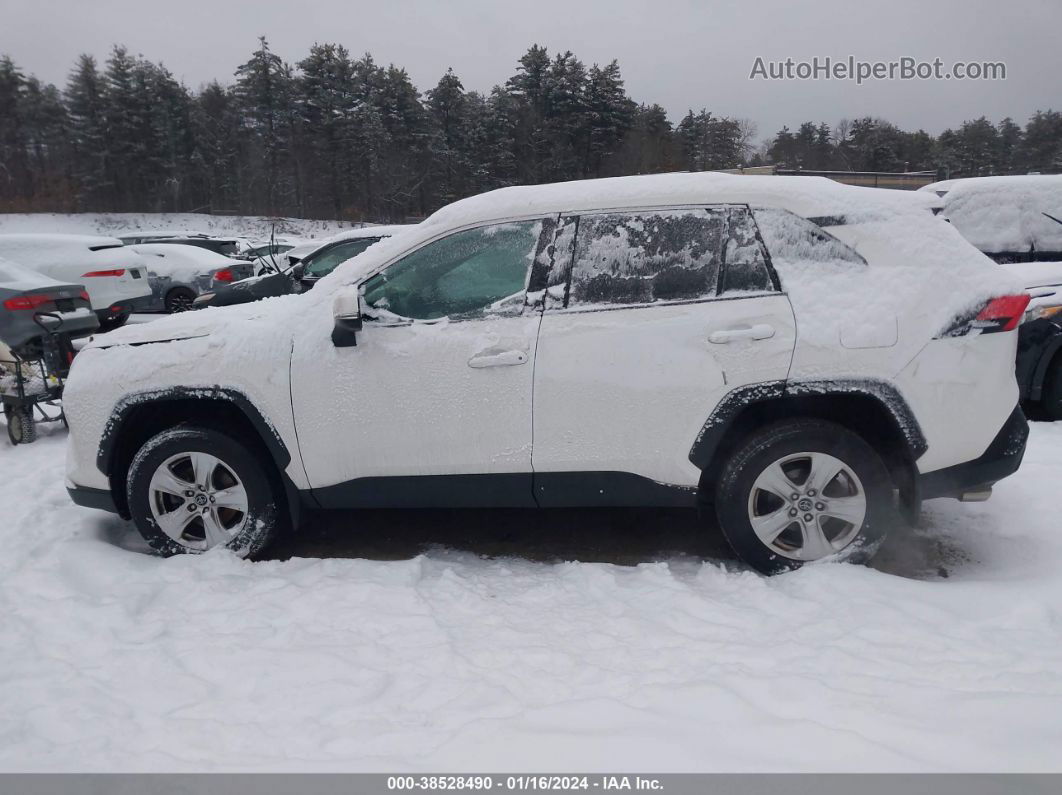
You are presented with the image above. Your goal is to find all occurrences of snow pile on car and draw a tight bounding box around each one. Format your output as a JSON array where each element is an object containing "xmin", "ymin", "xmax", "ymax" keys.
[
  {"xmin": 68, "ymin": 174, "xmax": 1019, "ymax": 404},
  {"xmin": 131, "ymin": 243, "xmax": 240, "ymax": 284},
  {"xmin": 935, "ymin": 175, "xmax": 1062, "ymax": 254}
]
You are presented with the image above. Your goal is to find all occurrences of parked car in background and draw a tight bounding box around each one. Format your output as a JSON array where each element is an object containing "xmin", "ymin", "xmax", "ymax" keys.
[
  {"xmin": 0, "ymin": 234, "xmax": 152, "ymax": 330},
  {"xmin": 920, "ymin": 175, "xmax": 1062, "ymax": 262},
  {"xmin": 131, "ymin": 244, "xmax": 254, "ymax": 313},
  {"xmin": 0, "ymin": 256, "xmax": 99, "ymax": 351},
  {"xmin": 66, "ymin": 173, "xmax": 1026, "ymax": 574},
  {"xmin": 999, "ymin": 260, "xmax": 1062, "ymax": 418},
  {"xmin": 193, "ymin": 226, "xmax": 412, "ymax": 309},
  {"xmin": 138, "ymin": 236, "xmax": 248, "ymax": 260},
  {"xmin": 243, "ymin": 241, "xmax": 301, "ymax": 262}
]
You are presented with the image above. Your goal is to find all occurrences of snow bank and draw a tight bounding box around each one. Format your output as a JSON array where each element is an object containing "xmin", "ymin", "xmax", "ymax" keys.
[
  {"xmin": 2, "ymin": 422, "xmax": 1062, "ymax": 771},
  {"xmin": 0, "ymin": 213, "xmax": 362, "ymax": 242}
]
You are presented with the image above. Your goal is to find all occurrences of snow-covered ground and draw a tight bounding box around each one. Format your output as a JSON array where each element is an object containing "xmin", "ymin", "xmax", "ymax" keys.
[
  {"xmin": 0, "ymin": 212, "xmax": 358, "ymax": 241},
  {"xmin": 1, "ymin": 418, "xmax": 1062, "ymax": 772}
]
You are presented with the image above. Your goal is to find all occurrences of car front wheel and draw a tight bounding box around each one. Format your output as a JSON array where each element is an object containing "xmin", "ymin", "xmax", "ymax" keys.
[
  {"xmin": 126, "ymin": 425, "xmax": 284, "ymax": 557},
  {"xmin": 713, "ymin": 419, "xmax": 894, "ymax": 574}
]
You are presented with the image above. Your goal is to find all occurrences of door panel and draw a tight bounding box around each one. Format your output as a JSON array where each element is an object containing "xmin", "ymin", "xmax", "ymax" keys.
[
  {"xmin": 532, "ymin": 207, "xmax": 796, "ymax": 501},
  {"xmin": 290, "ymin": 219, "xmax": 551, "ymax": 505}
]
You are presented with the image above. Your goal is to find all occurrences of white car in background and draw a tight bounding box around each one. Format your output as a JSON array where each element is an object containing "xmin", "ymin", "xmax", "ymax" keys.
[
  {"xmin": 0, "ymin": 234, "xmax": 152, "ymax": 330},
  {"xmin": 920, "ymin": 175, "xmax": 1062, "ymax": 262},
  {"xmin": 65, "ymin": 173, "xmax": 1028, "ymax": 574},
  {"xmin": 130, "ymin": 243, "xmax": 254, "ymax": 313}
]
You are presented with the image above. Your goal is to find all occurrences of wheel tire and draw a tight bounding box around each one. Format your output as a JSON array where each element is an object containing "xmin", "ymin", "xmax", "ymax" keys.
[
  {"xmin": 1040, "ymin": 358, "xmax": 1062, "ymax": 420},
  {"xmin": 126, "ymin": 425, "xmax": 286, "ymax": 558},
  {"xmin": 6, "ymin": 405, "xmax": 36, "ymax": 445},
  {"xmin": 164, "ymin": 287, "xmax": 197, "ymax": 313},
  {"xmin": 97, "ymin": 313, "xmax": 129, "ymax": 332},
  {"xmin": 713, "ymin": 419, "xmax": 894, "ymax": 575}
]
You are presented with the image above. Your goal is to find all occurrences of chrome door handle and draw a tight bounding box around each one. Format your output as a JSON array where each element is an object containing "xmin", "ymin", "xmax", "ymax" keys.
[
  {"xmin": 708, "ymin": 324, "xmax": 776, "ymax": 344},
  {"xmin": 468, "ymin": 349, "xmax": 529, "ymax": 368}
]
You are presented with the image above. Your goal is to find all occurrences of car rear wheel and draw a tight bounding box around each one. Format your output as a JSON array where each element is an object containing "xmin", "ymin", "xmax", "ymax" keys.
[
  {"xmin": 126, "ymin": 425, "xmax": 285, "ymax": 557},
  {"xmin": 713, "ymin": 419, "xmax": 894, "ymax": 574},
  {"xmin": 164, "ymin": 287, "xmax": 197, "ymax": 313}
]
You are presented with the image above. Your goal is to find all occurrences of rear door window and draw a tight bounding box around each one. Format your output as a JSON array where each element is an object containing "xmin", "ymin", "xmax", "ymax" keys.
[
  {"xmin": 566, "ymin": 209, "xmax": 726, "ymax": 307},
  {"xmin": 721, "ymin": 207, "xmax": 776, "ymax": 293}
]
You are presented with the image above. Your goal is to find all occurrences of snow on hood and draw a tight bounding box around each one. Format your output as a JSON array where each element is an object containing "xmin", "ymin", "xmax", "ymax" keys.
[
  {"xmin": 84, "ymin": 292, "xmax": 303, "ymax": 349},
  {"xmin": 938, "ymin": 176, "xmax": 1062, "ymax": 254}
]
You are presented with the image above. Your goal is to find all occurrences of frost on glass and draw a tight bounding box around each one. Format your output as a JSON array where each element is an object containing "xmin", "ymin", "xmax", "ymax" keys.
[
  {"xmin": 752, "ymin": 207, "xmax": 867, "ymax": 268},
  {"xmin": 721, "ymin": 208, "xmax": 773, "ymax": 293},
  {"xmin": 362, "ymin": 221, "xmax": 542, "ymax": 321},
  {"xmin": 569, "ymin": 210, "xmax": 723, "ymax": 306},
  {"xmin": 544, "ymin": 216, "xmax": 578, "ymax": 310}
]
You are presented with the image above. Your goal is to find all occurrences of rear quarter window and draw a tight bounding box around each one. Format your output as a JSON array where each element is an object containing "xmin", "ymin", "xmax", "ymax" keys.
[{"xmin": 752, "ymin": 207, "xmax": 867, "ymax": 268}]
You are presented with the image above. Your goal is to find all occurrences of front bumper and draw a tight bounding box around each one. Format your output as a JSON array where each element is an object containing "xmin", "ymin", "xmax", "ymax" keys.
[{"xmin": 918, "ymin": 406, "xmax": 1029, "ymax": 500}]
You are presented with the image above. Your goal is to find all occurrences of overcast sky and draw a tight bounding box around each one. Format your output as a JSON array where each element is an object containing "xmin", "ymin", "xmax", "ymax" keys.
[{"xmin": 1, "ymin": 0, "xmax": 1058, "ymax": 141}]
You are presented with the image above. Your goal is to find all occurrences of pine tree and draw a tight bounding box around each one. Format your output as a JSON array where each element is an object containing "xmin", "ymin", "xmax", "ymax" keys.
[
  {"xmin": 298, "ymin": 43, "xmax": 355, "ymax": 218},
  {"xmin": 65, "ymin": 54, "xmax": 108, "ymax": 208},
  {"xmin": 235, "ymin": 37, "xmax": 296, "ymax": 213}
]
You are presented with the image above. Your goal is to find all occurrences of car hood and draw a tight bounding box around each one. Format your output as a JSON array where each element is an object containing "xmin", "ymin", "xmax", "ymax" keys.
[
  {"xmin": 84, "ymin": 295, "xmax": 295, "ymax": 350},
  {"xmin": 85, "ymin": 321, "xmax": 212, "ymax": 349}
]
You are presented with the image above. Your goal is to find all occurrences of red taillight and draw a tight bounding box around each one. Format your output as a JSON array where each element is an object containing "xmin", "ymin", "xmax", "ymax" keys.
[
  {"xmin": 78, "ymin": 290, "xmax": 91, "ymax": 302},
  {"xmin": 3, "ymin": 294, "xmax": 53, "ymax": 311},
  {"xmin": 82, "ymin": 269, "xmax": 125, "ymax": 277},
  {"xmin": 974, "ymin": 294, "xmax": 1031, "ymax": 333},
  {"xmin": 214, "ymin": 268, "xmax": 235, "ymax": 283}
]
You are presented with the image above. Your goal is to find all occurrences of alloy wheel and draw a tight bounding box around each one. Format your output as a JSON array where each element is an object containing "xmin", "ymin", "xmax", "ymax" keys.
[
  {"xmin": 147, "ymin": 451, "xmax": 249, "ymax": 551},
  {"xmin": 747, "ymin": 451, "xmax": 866, "ymax": 561}
]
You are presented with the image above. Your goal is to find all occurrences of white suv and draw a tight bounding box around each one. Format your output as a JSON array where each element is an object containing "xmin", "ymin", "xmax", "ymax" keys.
[{"xmin": 64, "ymin": 174, "xmax": 1029, "ymax": 573}]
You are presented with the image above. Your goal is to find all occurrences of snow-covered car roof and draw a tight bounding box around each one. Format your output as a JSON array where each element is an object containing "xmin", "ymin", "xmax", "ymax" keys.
[
  {"xmin": 0, "ymin": 255, "xmax": 72, "ymax": 291},
  {"xmin": 132, "ymin": 243, "xmax": 238, "ymax": 272},
  {"xmin": 1001, "ymin": 260, "xmax": 1062, "ymax": 289},
  {"xmin": 918, "ymin": 179, "xmax": 960, "ymax": 197},
  {"xmin": 934, "ymin": 176, "xmax": 1062, "ymax": 254},
  {"xmin": 0, "ymin": 233, "xmax": 124, "ymax": 252},
  {"xmin": 423, "ymin": 173, "xmax": 937, "ymax": 230},
  {"xmin": 116, "ymin": 230, "xmax": 207, "ymax": 240}
]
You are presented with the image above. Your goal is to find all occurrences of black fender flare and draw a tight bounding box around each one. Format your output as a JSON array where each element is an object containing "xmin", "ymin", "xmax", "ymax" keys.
[
  {"xmin": 96, "ymin": 386, "xmax": 301, "ymax": 525},
  {"xmin": 687, "ymin": 378, "xmax": 928, "ymax": 471}
]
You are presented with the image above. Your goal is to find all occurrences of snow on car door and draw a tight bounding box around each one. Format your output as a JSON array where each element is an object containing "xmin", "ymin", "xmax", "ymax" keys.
[
  {"xmin": 531, "ymin": 206, "xmax": 796, "ymax": 503},
  {"xmin": 290, "ymin": 219, "xmax": 554, "ymax": 508}
]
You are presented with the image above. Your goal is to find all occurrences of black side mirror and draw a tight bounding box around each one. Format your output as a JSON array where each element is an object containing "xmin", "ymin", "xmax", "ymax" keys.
[
  {"xmin": 331, "ymin": 290, "xmax": 363, "ymax": 348},
  {"xmin": 291, "ymin": 263, "xmax": 305, "ymax": 280}
]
